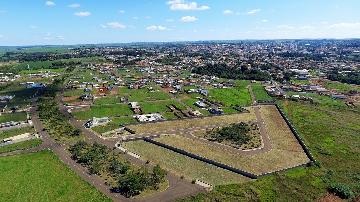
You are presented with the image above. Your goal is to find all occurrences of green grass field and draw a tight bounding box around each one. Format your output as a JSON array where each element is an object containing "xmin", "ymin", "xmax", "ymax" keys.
[
  {"xmin": 0, "ymin": 112, "xmax": 27, "ymax": 123},
  {"xmin": 182, "ymin": 101, "xmax": 360, "ymax": 201},
  {"xmin": 73, "ymin": 104, "xmax": 133, "ymax": 120},
  {"xmin": 251, "ymin": 83, "xmax": 273, "ymax": 102},
  {"xmin": 209, "ymin": 82, "xmax": 252, "ymax": 107},
  {"xmin": 0, "ymin": 139, "xmax": 42, "ymax": 154},
  {"xmin": 0, "ymin": 151, "xmax": 110, "ymax": 202},
  {"xmin": 119, "ymin": 87, "xmax": 171, "ymax": 102},
  {"xmin": 324, "ymin": 80, "xmax": 360, "ymax": 93},
  {"xmin": 0, "ymin": 127, "xmax": 35, "ymax": 140}
]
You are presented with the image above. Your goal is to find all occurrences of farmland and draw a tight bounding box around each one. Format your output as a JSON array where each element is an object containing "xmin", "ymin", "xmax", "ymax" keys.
[{"xmin": 0, "ymin": 151, "xmax": 110, "ymax": 202}]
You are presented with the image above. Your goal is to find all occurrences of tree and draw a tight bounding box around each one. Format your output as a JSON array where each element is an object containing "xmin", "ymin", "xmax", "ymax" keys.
[
  {"xmin": 109, "ymin": 158, "xmax": 130, "ymax": 176},
  {"xmin": 150, "ymin": 165, "xmax": 167, "ymax": 189},
  {"xmin": 117, "ymin": 169, "xmax": 150, "ymax": 197}
]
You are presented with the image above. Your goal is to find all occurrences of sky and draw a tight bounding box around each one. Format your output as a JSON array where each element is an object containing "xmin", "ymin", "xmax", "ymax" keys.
[{"xmin": 0, "ymin": 0, "xmax": 359, "ymax": 46}]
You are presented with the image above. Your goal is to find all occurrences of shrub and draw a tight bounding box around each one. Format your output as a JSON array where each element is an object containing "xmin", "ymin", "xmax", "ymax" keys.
[{"xmin": 328, "ymin": 183, "xmax": 354, "ymax": 199}]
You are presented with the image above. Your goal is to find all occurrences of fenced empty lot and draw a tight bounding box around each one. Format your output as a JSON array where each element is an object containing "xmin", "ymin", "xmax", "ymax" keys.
[{"xmin": 145, "ymin": 105, "xmax": 310, "ymax": 176}]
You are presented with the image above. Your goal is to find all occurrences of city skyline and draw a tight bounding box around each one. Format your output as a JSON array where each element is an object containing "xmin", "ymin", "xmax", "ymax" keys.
[{"xmin": 0, "ymin": 0, "xmax": 359, "ymax": 46}]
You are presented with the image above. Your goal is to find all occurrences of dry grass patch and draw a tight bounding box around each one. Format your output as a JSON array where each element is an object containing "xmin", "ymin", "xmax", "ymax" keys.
[
  {"xmin": 123, "ymin": 140, "xmax": 249, "ymax": 186},
  {"xmin": 151, "ymin": 105, "xmax": 310, "ymax": 175},
  {"xmin": 127, "ymin": 108, "xmax": 256, "ymax": 134}
]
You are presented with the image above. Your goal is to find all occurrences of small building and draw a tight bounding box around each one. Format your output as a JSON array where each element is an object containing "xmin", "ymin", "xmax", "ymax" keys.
[
  {"xmin": 331, "ymin": 94, "xmax": 347, "ymax": 100},
  {"xmin": 208, "ymin": 108, "xmax": 223, "ymax": 115},
  {"xmin": 84, "ymin": 117, "xmax": 110, "ymax": 128},
  {"xmin": 129, "ymin": 102, "xmax": 141, "ymax": 114},
  {"xmin": 195, "ymin": 101, "xmax": 207, "ymax": 108},
  {"xmin": 134, "ymin": 113, "xmax": 164, "ymax": 122},
  {"xmin": 189, "ymin": 110, "xmax": 202, "ymax": 117}
]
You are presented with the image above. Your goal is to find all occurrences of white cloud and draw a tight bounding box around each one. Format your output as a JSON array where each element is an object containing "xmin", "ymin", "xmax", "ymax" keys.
[
  {"xmin": 74, "ymin": 11, "xmax": 91, "ymax": 17},
  {"xmin": 118, "ymin": 10, "xmax": 125, "ymax": 14},
  {"xmin": 30, "ymin": 25, "xmax": 38, "ymax": 29},
  {"xmin": 103, "ymin": 22, "xmax": 127, "ymax": 29},
  {"xmin": 180, "ymin": 16, "xmax": 198, "ymax": 23},
  {"xmin": 0, "ymin": 34, "xmax": 3, "ymax": 38},
  {"xmin": 328, "ymin": 22, "xmax": 360, "ymax": 29},
  {"xmin": 223, "ymin": 10, "xmax": 234, "ymax": 15},
  {"xmin": 56, "ymin": 35, "xmax": 65, "ymax": 40},
  {"xmin": 132, "ymin": 16, "xmax": 139, "ymax": 20},
  {"xmin": 146, "ymin": 25, "xmax": 168, "ymax": 31},
  {"xmin": 68, "ymin": 3, "xmax": 80, "ymax": 8},
  {"xmin": 261, "ymin": 19, "xmax": 269, "ymax": 23},
  {"xmin": 45, "ymin": 1, "xmax": 56, "ymax": 7},
  {"xmin": 167, "ymin": 0, "xmax": 210, "ymax": 11},
  {"xmin": 247, "ymin": 9, "xmax": 261, "ymax": 15},
  {"xmin": 277, "ymin": 25, "xmax": 294, "ymax": 30}
]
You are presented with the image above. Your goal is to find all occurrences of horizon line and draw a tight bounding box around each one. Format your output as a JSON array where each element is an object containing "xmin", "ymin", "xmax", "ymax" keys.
[{"xmin": 1, "ymin": 37, "xmax": 360, "ymax": 48}]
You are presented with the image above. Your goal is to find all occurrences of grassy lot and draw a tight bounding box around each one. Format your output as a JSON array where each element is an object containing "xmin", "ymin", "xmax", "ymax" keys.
[
  {"xmin": 119, "ymin": 87, "xmax": 171, "ymax": 102},
  {"xmin": 286, "ymin": 92, "xmax": 348, "ymax": 109},
  {"xmin": 123, "ymin": 140, "xmax": 249, "ymax": 185},
  {"xmin": 91, "ymin": 116, "xmax": 138, "ymax": 134},
  {"xmin": 0, "ymin": 151, "xmax": 110, "ymax": 202},
  {"xmin": 209, "ymin": 84, "xmax": 251, "ymax": 107},
  {"xmin": 182, "ymin": 101, "xmax": 360, "ymax": 201},
  {"xmin": 291, "ymin": 79, "xmax": 311, "ymax": 85},
  {"xmin": 324, "ymin": 80, "xmax": 360, "ymax": 93},
  {"xmin": 94, "ymin": 96, "xmax": 120, "ymax": 105},
  {"xmin": 0, "ymin": 127, "xmax": 35, "ymax": 140},
  {"xmin": 73, "ymin": 104, "xmax": 133, "ymax": 120},
  {"xmin": 127, "ymin": 109, "xmax": 256, "ymax": 134},
  {"xmin": 251, "ymin": 83, "xmax": 273, "ymax": 102},
  {"xmin": 20, "ymin": 68, "xmax": 65, "ymax": 75},
  {"xmin": 0, "ymin": 112, "xmax": 27, "ymax": 123},
  {"xmin": 63, "ymin": 89, "xmax": 86, "ymax": 97},
  {"xmin": 0, "ymin": 139, "xmax": 42, "ymax": 154}
]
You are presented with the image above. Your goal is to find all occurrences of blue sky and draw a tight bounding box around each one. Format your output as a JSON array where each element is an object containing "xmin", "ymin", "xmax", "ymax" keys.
[{"xmin": 0, "ymin": 0, "xmax": 359, "ymax": 45}]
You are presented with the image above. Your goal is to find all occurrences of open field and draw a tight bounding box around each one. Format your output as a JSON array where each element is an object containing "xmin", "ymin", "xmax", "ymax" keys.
[
  {"xmin": 0, "ymin": 112, "xmax": 27, "ymax": 123},
  {"xmin": 123, "ymin": 140, "xmax": 250, "ymax": 186},
  {"xmin": 0, "ymin": 139, "xmax": 42, "ymax": 154},
  {"xmin": 324, "ymin": 80, "xmax": 360, "ymax": 93},
  {"xmin": 182, "ymin": 101, "xmax": 360, "ymax": 201},
  {"xmin": 151, "ymin": 105, "xmax": 309, "ymax": 175},
  {"xmin": 0, "ymin": 151, "xmax": 110, "ymax": 202},
  {"xmin": 73, "ymin": 104, "xmax": 134, "ymax": 120},
  {"xmin": 127, "ymin": 108, "xmax": 256, "ymax": 134},
  {"xmin": 209, "ymin": 85, "xmax": 251, "ymax": 107},
  {"xmin": 251, "ymin": 83, "xmax": 273, "ymax": 102},
  {"xmin": 0, "ymin": 126, "xmax": 35, "ymax": 140},
  {"xmin": 119, "ymin": 87, "xmax": 171, "ymax": 102}
]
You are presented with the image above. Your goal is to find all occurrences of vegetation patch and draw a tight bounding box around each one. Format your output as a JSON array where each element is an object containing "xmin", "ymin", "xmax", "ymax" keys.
[
  {"xmin": 0, "ymin": 139, "xmax": 42, "ymax": 154},
  {"xmin": 69, "ymin": 141, "xmax": 167, "ymax": 198},
  {"xmin": 0, "ymin": 112, "xmax": 27, "ymax": 123},
  {"xmin": 205, "ymin": 122, "xmax": 261, "ymax": 150}
]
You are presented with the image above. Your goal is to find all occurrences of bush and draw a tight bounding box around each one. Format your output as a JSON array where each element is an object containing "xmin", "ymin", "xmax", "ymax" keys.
[{"xmin": 328, "ymin": 183, "xmax": 354, "ymax": 199}]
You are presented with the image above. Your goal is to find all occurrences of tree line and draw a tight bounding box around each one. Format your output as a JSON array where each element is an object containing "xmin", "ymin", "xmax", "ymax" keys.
[{"xmin": 192, "ymin": 63, "xmax": 271, "ymax": 81}]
